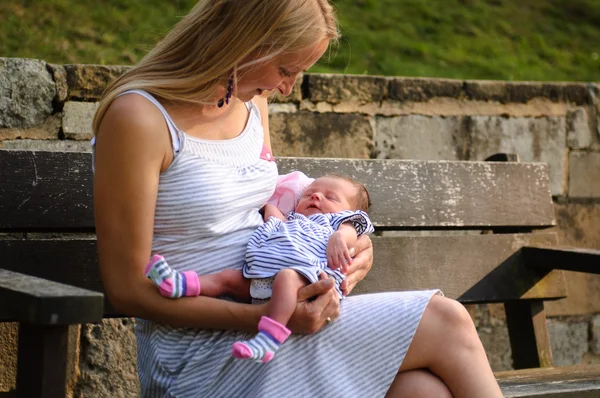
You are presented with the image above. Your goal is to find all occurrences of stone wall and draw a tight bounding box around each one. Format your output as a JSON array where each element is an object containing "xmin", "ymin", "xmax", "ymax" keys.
[{"xmin": 1, "ymin": 57, "xmax": 599, "ymax": 396}]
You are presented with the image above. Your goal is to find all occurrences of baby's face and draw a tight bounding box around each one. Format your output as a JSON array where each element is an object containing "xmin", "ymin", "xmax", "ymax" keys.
[{"xmin": 295, "ymin": 177, "xmax": 357, "ymax": 216}]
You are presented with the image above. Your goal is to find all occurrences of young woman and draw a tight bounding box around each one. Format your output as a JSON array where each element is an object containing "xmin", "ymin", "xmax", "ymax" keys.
[{"xmin": 92, "ymin": 0, "xmax": 503, "ymax": 396}]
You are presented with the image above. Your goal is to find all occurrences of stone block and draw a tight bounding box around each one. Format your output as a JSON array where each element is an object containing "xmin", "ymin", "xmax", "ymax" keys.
[
  {"xmin": 548, "ymin": 318, "xmax": 589, "ymax": 366},
  {"xmin": 569, "ymin": 151, "xmax": 600, "ymax": 198},
  {"xmin": 269, "ymin": 112, "xmax": 373, "ymax": 158},
  {"xmin": 567, "ymin": 107, "xmax": 592, "ymax": 149},
  {"xmin": 0, "ymin": 113, "xmax": 61, "ymax": 141},
  {"xmin": 592, "ymin": 315, "xmax": 600, "ymax": 355},
  {"xmin": 0, "ymin": 58, "xmax": 56, "ymax": 129},
  {"xmin": 2, "ymin": 139, "xmax": 92, "ymax": 152},
  {"xmin": 48, "ymin": 64, "xmax": 68, "ymax": 103},
  {"xmin": 388, "ymin": 77, "xmax": 463, "ymax": 102},
  {"xmin": 304, "ymin": 74, "xmax": 388, "ymax": 104},
  {"xmin": 548, "ymin": 203, "xmax": 600, "ymax": 317},
  {"xmin": 65, "ymin": 64, "xmax": 130, "ymax": 101},
  {"xmin": 268, "ymin": 103, "xmax": 297, "ymax": 114},
  {"xmin": 374, "ymin": 115, "xmax": 464, "ymax": 160},
  {"xmin": 467, "ymin": 115, "xmax": 566, "ymax": 196},
  {"xmin": 75, "ymin": 319, "xmax": 139, "ymax": 398},
  {"xmin": 464, "ymin": 80, "xmax": 591, "ymax": 105},
  {"xmin": 63, "ymin": 102, "xmax": 98, "ymax": 140}
]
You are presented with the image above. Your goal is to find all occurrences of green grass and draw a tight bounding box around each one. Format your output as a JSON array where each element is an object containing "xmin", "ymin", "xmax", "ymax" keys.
[{"xmin": 1, "ymin": 0, "xmax": 599, "ymax": 81}]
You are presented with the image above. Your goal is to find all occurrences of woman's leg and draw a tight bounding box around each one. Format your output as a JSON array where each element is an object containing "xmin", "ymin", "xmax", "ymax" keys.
[
  {"xmin": 391, "ymin": 295, "xmax": 502, "ymax": 398},
  {"xmin": 386, "ymin": 369, "xmax": 452, "ymax": 398}
]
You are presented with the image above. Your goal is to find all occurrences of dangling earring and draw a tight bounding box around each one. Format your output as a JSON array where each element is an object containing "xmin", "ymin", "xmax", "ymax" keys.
[{"xmin": 217, "ymin": 75, "xmax": 234, "ymax": 108}]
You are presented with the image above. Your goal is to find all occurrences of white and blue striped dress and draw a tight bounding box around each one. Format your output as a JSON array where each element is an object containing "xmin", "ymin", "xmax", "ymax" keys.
[
  {"xmin": 126, "ymin": 90, "xmax": 440, "ymax": 398},
  {"xmin": 244, "ymin": 210, "xmax": 374, "ymax": 299}
]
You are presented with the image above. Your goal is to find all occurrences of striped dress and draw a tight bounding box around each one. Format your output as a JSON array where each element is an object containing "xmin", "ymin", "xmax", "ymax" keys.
[
  {"xmin": 244, "ymin": 210, "xmax": 374, "ymax": 299},
  {"xmin": 123, "ymin": 90, "xmax": 440, "ymax": 398}
]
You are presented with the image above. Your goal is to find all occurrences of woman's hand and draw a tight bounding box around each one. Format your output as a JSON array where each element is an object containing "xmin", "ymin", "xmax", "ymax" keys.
[
  {"xmin": 287, "ymin": 274, "xmax": 339, "ymax": 334},
  {"xmin": 340, "ymin": 234, "xmax": 373, "ymax": 296}
]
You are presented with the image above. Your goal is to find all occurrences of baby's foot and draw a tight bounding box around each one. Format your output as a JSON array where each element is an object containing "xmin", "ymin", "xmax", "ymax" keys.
[
  {"xmin": 232, "ymin": 316, "xmax": 291, "ymax": 363},
  {"xmin": 145, "ymin": 254, "xmax": 200, "ymax": 298}
]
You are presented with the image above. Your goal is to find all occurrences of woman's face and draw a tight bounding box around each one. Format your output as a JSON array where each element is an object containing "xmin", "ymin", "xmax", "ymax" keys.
[{"xmin": 235, "ymin": 39, "xmax": 329, "ymax": 102}]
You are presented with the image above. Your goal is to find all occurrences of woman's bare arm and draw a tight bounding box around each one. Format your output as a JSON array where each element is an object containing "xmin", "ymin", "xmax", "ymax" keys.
[
  {"xmin": 94, "ymin": 94, "xmax": 337, "ymax": 333},
  {"xmin": 94, "ymin": 95, "xmax": 266, "ymax": 332}
]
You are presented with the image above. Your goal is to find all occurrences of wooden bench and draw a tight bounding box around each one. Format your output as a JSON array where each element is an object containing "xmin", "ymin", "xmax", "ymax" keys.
[{"xmin": 1, "ymin": 149, "xmax": 599, "ymax": 397}]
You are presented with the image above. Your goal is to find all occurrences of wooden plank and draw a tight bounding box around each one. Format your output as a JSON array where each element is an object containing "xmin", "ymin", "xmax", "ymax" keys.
[
  {"xmin": 0, "ymin": 150, "xmax": 556, "ymax": 231},
  {"xmin": 505, "ymin": 300, "xmax": 553, "ymax": 369},
  {"xmin": 0, "ymin": 239, "xmax": 118, "ymax": 317},
  {"xmin": 523, "ymin": 246, "xmax": 600, "ymax": 274},
  {"xmin": 354, "ymin": 232, "xmax": 567, "ymax": 302},
  {"xmin": 497, "ymin": 365, "xmax": 600, "ymax": 397},
  {"xmin": 0, "ymin": 233, "xmax": 567, "ymax": 317},
  {"xmin": 0, "ymin": 269, "xmax": 104, "ymax": 324},
  {"xmin": 0, "ymin": 150, "xmax": 93, "ymax": 231},
  {"xmin": 278, "ymin": 156, "xmax": 556, "ymax": 229},
  {"xmin": 16, "ymin": 323, "xmax": 69, "ymax": 398}
]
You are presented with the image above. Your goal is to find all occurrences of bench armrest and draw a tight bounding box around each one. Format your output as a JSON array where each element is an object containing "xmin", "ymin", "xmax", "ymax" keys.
[
  {"xmin": 0, "ymin": 268, "xmax": 104, "ymax": 325},
  {"xmin": 522, "ymin": 245, "xmax": 600, "ymax": 275}
]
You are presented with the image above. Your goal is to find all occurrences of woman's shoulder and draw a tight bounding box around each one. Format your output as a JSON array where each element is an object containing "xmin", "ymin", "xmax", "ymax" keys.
[{"xmin": 96, "ymin": 93, "xmax": 174, "ymax": 167}]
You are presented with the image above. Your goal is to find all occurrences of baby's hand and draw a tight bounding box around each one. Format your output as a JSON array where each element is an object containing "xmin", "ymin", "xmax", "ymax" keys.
[{"xmin": 326, "ymin": 232, "xmax": 352, "ymax": 273}]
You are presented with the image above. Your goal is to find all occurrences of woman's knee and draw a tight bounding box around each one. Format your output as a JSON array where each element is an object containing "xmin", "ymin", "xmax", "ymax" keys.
[{"xmin": 425, "ymin": 296, "xmax": 478, "ymax": 341}]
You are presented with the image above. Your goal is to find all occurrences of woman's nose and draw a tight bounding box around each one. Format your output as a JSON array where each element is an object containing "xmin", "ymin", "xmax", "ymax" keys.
[
  {"xmin": 279, "ymin": 74, "xmax": 299, "ymax": 96},
  {"xmin": 279, "ymin": 81, "xmax": 294, "ymax": 96}
]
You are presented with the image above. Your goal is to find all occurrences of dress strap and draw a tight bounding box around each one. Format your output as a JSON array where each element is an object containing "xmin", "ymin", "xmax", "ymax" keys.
[{"xmin": 118, "ymin": 89, "xmax": 181, "ymax": 153}]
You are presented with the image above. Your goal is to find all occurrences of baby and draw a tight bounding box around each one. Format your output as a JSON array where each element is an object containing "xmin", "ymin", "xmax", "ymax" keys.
[{"xmin": 145, "ymin": 173, "xmax": 374, "ymax": 363}]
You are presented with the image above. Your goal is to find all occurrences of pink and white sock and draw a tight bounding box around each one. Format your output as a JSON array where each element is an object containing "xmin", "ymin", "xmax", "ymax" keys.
[
  {"xmin": 231, "ymin": 316, "xmax": 291, "ymax": 363},
  {"xmin": 145, "ymin": 254, "xmax": 200, "ymax": 298}
]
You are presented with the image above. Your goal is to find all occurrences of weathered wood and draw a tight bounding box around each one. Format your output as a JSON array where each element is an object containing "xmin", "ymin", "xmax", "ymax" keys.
[
  {"xmin": 355, "ymin": 233, "xmax": 567, "ymax": 302},
  {"xmin": 0, "ymin": 233, "xmax": 567, "ymax": 314},
  {"xmin": 497, "ymin": 365, "xmax": 600, "ymax": 397},
  {"xmin": 523, "ymin": 246, "xmax": 600, "ymax": 274},
  {"xmin": 0, "ymin": 269, "xmax": 104, "ymax": 324},
  {"xmin": 278, "ymin": 156, "xmax": 556, "ymax": 229},
  {"xmin": 505, "ymin": 300, "xmax": 554, "ymax": 369},
  {"xmin": 0, "ymin": 150, "xmax": 93, "ymax": 231},
  {"xmin": 16, "ymin": 323, "xmax": 69, "ymax": 398},
  {"xmin": 0, "ymin": 150, "xmax": 556, "ymax": 231}
]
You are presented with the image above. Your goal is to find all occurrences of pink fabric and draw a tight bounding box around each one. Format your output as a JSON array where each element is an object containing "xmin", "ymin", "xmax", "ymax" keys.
[
  {"xmin": 260, "ymin": 144, "xmax": 275, "ymax": 162},
  {"xmin": 231, "ymin": 342, "xmax": 253, "ymax": 359},
  {"xmin": 266, "ymin": 171, "xmax": 314, "ymax": 215},
  {"xmin": 181, "ymin": 271, "xmax": 201, "ymax": 296},
  {"xmin": 258, "ymin": 316, "xmax": 291, "ymax": 343},
  {"xmin": 158, "ymin": 279, "xmax": 175, "ymax": 297},
  {"xmin": 144, "ymin": 254, "xmax": 163, "ymax": 275}
]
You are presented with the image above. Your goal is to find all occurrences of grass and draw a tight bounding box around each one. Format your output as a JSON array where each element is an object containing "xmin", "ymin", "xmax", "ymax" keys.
[{"xmin": 1, "ymin": 0, "xmax": 599, "ymax": 81}]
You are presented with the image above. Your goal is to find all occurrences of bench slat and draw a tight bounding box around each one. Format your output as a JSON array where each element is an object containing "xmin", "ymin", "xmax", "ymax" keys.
[
  {"xmin": 0, "ymin": 269, "xmax": 103, "ymax": 325},
  {"xmin": 0, "ymin": 150, "xmax": 556, "ymax": 231},
  {"xmin": 497, "ymin": 365, "xmax": 600, "ymax": 397},
  {"xmin": 357, "ymin": 232, "xmax": 567, "ymax": 302},
  {"xmin": 278, "ymin": 157, "xmax": 556, "ymax": 229},
  {"xmin": 0, "ymin": 233, "xmax": 566, "ymax": 319}
]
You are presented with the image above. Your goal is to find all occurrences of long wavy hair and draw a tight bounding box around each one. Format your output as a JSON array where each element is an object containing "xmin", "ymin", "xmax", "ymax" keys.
[{"xmin": 92, "ymin": 0, "xmax": 339, "ymax": 134}]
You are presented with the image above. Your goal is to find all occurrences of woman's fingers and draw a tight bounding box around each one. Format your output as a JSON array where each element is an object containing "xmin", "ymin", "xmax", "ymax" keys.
[
  {"xmin": 340, "ymin": 235, "xmax": 373, "ymax": 295},
  {"xmin": 297, "ymin": 275, "xmax": 334, "ymax": 302}
]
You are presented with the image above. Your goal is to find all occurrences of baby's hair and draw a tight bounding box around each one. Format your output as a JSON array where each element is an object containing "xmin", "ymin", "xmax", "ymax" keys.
[{"xmin": 325, "ymin": 173, "xmax": 371, "ymax": 212}]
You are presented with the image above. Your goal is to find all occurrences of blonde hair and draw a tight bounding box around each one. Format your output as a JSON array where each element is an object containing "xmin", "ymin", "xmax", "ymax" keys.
[{"xmin": 92, "ymin": 0, "xmax": 339, "ymax": 133}]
